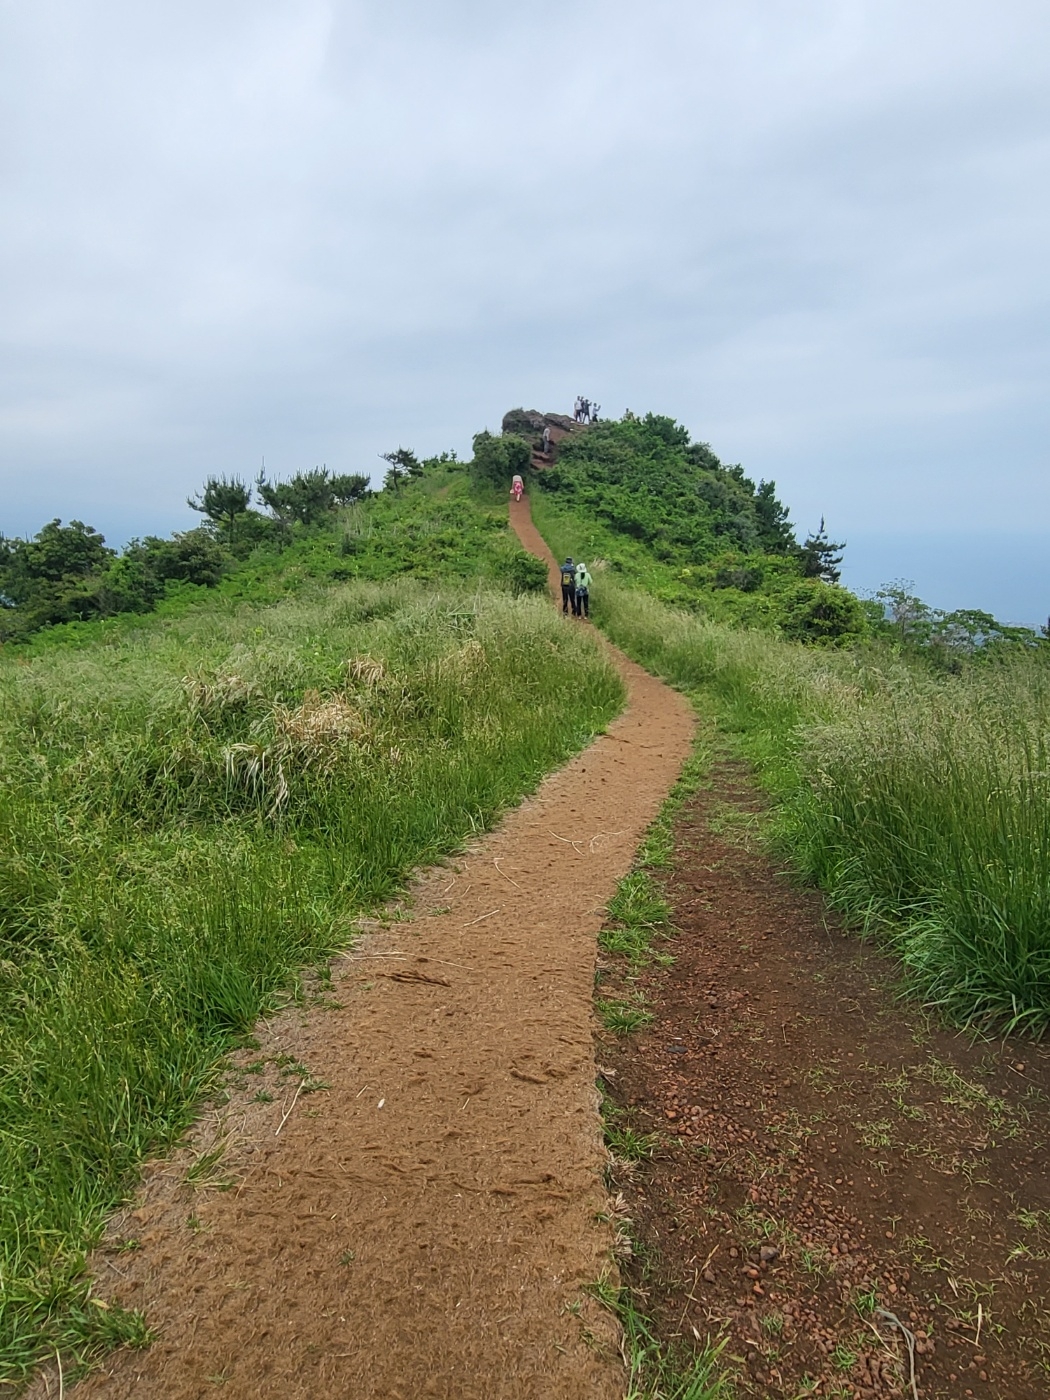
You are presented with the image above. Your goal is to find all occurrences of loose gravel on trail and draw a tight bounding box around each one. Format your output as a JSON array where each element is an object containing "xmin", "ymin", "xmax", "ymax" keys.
[{"xmin": 47, "ymin": 498, "xmax": 694, "ymax": 1399}]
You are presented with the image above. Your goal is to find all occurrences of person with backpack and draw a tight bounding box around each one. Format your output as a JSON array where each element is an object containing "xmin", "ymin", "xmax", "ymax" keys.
[
  {"xmin": 559, "ymin": 557, "xmax": 577, "ymax": 614},
  {"xmin": 574, "ymin": 561, "xmax": 593, "ymax": 618}
]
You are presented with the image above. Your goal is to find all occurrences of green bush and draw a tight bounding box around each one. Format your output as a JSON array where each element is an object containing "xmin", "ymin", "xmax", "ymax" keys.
[
  {"xmin": 778, "ymin": 578, "xmax": 867, "ymax": 645},
  {"xmin": 506, "ymin": 551, "xmax": 549, "ymax": 595},
  {"xmin": 470, "ymin": 430, "xmax": 532, "ymax": 489}
]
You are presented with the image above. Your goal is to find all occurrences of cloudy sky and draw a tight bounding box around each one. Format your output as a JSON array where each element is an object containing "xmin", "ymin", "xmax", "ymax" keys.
[{"xmin": 2, "ymin": 1, "xmax": 1048, "ymax": 620}]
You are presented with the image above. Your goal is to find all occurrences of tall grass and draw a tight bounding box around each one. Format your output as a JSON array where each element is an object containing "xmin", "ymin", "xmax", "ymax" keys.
[
  {"xmin": 590, "ymin": 577, "xmax": 1050, "ymax": 1036},
  {"xmin": 0, "ymin": 579, "xmax": 624, "ymax": 1381}
]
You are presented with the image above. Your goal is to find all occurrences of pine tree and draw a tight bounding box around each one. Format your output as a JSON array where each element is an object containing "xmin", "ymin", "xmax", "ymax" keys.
[
  {"xmin": 798, "ymin": 517, "xmax": 844, "ymax": 584},
  {"xmin": 188, "ymin": 476, "xmax": 252, "ymax": 541}
]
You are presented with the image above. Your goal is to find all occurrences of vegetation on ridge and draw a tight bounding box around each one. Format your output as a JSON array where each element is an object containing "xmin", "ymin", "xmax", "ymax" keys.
[
  {"xmin": 0, "ymin": 462, "xmax": 546, "ymax": 650},
  {"xmin": 528, "ymin": 413, "xmax": 869, "ymax": 644}
]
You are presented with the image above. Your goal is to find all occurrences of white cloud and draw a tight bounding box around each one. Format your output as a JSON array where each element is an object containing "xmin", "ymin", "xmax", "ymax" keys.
[{"xmin": 1, "ymin": 1, "xmax": 1047, "ymax": 614}]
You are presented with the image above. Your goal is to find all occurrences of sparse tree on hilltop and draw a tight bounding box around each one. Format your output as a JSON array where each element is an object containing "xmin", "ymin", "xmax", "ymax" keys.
[
  {"xmin": 188, "ymin": 476, "xmax": 252, "ymax": 542},
  {"xmin": 379, "ymin": 448, "xmax": 422, "ymax": 492}
]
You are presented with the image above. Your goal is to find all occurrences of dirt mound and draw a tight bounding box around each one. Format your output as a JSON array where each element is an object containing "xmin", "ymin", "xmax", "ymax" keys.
[{"xmin": 37, "ymin": 496, "xmax": 694, "ymax": 1399}]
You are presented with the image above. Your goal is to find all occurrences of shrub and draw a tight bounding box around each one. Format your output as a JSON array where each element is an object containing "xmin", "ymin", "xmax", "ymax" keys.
[
  {"xmin": 470, "ymin": 431, "xmax": 532, "ymax": 489},
  {"xmin": 506, "ymin": 551, "xmax": 549, "ymax": 596},
  {"xmin": 778, "ymin": 579, "xmax": 867, "ymax": 645}
]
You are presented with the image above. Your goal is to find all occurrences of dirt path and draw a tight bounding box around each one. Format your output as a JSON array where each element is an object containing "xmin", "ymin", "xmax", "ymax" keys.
[
  {"xmin": 54, "ymin": 498, "xmax": 694, "ymax": 1399},
  {"xmin": 601, "ymin": 753, "xmax": 1050, "ymax": 1399}
]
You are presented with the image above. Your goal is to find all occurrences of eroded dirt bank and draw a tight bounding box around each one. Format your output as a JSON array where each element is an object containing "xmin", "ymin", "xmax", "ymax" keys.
[
  {"xmin": 48, "ymin": 500, "xmax": 693, "ymax": 1399},
  {"xmin": 600, "ymin": 755, "xmax": 1050, "ymax": 1399}
]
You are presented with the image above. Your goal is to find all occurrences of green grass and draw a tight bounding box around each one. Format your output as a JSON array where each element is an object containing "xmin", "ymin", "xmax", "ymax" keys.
[
  {"xmin": 596, "ymin": 997, "xmax": 655, "ymax": 1035},
  {"xmin": 587, "ymin": 1279, "xmax": 732, "ymax": 1400},
  {"xmin": 580, "ymin": 575, "xmax": 1050, "ymax": 1034},
  {"xmin": 600, "ymin": 871, "xmax": 675, "ymax": 969},
  {"xmin": 0, "ymin": 576, "xmax": 624, "ymax": 1381}
]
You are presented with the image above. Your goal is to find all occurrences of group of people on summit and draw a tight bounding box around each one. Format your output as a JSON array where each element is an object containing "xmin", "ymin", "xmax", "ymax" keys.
[
  {"xmin": 559, "ymin": 557, "xmax": 592, "ymax": 618},
  {"xmin": 572, "ymin": 396, "xmax": 599, "ymax": 424}
]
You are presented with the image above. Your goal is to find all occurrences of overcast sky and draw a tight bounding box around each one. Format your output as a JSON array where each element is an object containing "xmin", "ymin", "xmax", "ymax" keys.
[{"xmin": 2, "ymin": 1, "xmax": 1048, "ymax": 620}]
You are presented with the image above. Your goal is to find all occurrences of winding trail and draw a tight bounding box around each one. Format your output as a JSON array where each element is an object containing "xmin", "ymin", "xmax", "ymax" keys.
[{"xmin": 61, "ymin": 496, "xmax": 694, "ymax": 1400}]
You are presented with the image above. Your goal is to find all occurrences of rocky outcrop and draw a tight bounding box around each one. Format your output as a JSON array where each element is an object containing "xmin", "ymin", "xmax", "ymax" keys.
[{"xmin": 501, "ymin": 408, "xmax": 577, "ymax": 441}]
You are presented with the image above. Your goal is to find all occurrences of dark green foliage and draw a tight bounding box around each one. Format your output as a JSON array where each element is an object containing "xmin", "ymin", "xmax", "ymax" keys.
[
  {"xmin": 778, "ymin": 578, "xmax": 868, "ymax": 646},
  {"xmin": 1, "ymin": 518, "xmax": 113, "ymax": 589},
  {"xmin": 470, "ymin": 431, "xmax": 531, "ymax": 489},
  {"xmin": 223, "ymin": 509, "xmax": 282, "ymax": 559},
  {"xmin": 257, "ymin": 467, "xmax": 367, "ymax": 528},
  {"xmin": 539, "ymin": 414, "xmax": 795, "ymax": 563},
  {"xmin": 798, "ymin": 516, "xmax": 844, "ymax": 583},
  {"xmin": 329, "ymin": 472, "xmax": 372, "ymax": 505},
  {"xmin": 753, "ymin": 479, "xmax": 795, "ymax": 553},
  {"xmin": 99, "ymin": 529, "xmax": 230, "ymax": 615},
  {"xmin": 139, "ymin": 528, "xmax": 228, "ymax": 587},
  {"xmin": 0, "ymin": 521, "xmax": 115, "ymax": 640},
  {"xmin": 380, "ymin": 447, "xmax": 423, "ymax": 492},
  {"xmin": 187, "ymin": 475, "xmax": 252, "ymax": 540},
  {"xmin": 506, "ymin": 552, "xmax": 549, "ymax": 596},
  {"xmin": 529, "ymin": 415, "xmax": 867, "ymax": 645}
]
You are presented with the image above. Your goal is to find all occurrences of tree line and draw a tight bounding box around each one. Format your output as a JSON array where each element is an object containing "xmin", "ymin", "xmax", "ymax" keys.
[{"xmin": 0, "ymin": 465, "xmax": 375, "ymax": 642}]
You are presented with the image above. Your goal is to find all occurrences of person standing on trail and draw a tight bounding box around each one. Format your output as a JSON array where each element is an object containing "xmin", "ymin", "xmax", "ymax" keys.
[
  {"xmin": 541, "ymin": 425, "xmax": 551, "ymax": 455},
  {"xmin": 560, "ymin": 557, "xmax": 577, "ymax": 614},
  {"xmin": 510, "ymin": 473, "xmax": 524, "ymax": 502},
  {"xmin": 573, "ymin": 396, "xmax": 582, "ymax": 423},
  {"xmin": 591, "ymin": 404, "xmax": 600, "ymax": 424},
  {"xmin": 581, "ymin": 398, "xmax": 590, "ymax": 424},
  {"xmin": 574, "ymin": 561, "xmax": 593, "ymax": 618}
]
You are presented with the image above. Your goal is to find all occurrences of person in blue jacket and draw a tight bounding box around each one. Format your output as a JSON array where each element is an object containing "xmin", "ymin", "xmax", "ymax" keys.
[{"xmin": 559, "ymin": 557, "xmax": 577, "ymax": 614}]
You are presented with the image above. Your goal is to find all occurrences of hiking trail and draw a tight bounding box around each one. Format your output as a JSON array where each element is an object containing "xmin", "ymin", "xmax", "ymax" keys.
[{"xmin": 43, "ymin": 494, "xmax": 694, "ymax": 1400}]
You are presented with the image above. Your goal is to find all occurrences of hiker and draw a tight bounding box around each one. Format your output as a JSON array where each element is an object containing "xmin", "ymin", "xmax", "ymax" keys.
[
  {"xmin": 510, "ymin": 474, "xmax": 524, "ymax": 502},
  {"xmin": 573, "ymin": 396, "xmax": 582, "ymax": 423},
  {"xmin": 575, "ymin": 561, "xmax": 593, "ymax": 618},
  {"xmin": 591, "ymin": 403, "xmax": 600, "ymax": 424},
  {"xmin": 541, "ymin": 425, "xmax": 551, "ymax": 456},
  {"xmin": 559, "ymin": 557, "xmax": 577, "ymax": 614}
]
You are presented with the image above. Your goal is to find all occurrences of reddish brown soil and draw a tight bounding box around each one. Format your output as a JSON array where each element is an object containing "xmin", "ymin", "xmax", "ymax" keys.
[
  {"xmin": 599, "ymin": 755, "xmax": 1050, "ymax": 1399},
  {"xmin": 35, "ymin": 499, "xmax": 694, "ymax": 1399}
]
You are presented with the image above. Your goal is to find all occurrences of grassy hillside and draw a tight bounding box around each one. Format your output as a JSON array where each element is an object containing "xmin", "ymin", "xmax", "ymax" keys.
[
  {"xmin": 0, "ymin": 474, "xmax": 621, "ymax": 1382},
  {"xmin": 4, "ymin": 465, "xmax": 543, "ymax": 655},
  {"xmin": 523, "ymin": 413, "xmax": 1050, "ymax": 1035}
]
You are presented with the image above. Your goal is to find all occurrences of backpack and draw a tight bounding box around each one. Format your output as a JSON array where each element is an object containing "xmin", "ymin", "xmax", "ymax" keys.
[{"xmin": 561, "ymin": 567, "xmax": 575, "ymax": 588}]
